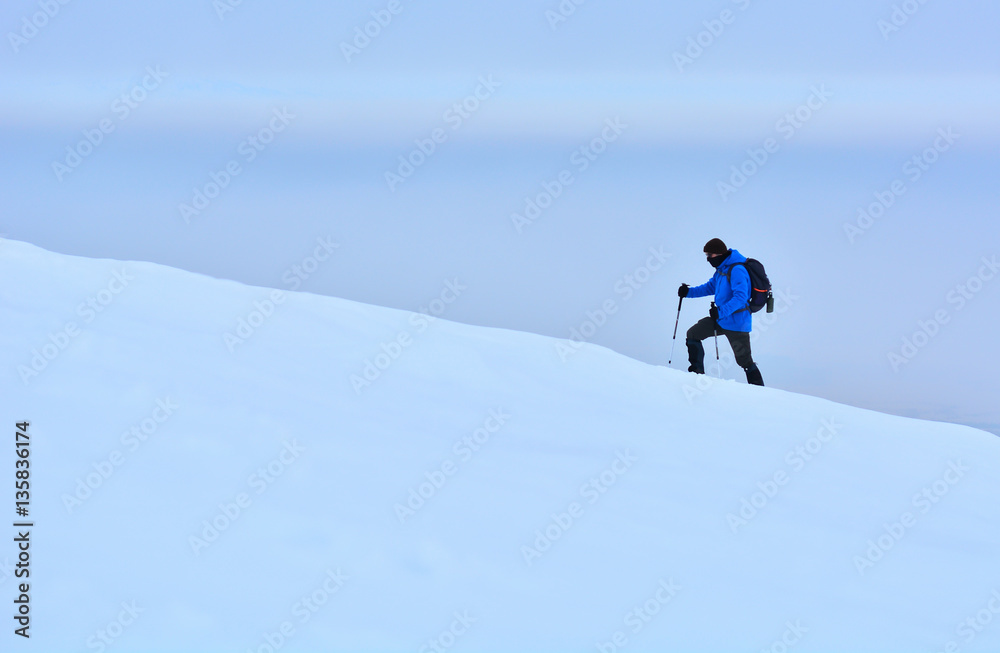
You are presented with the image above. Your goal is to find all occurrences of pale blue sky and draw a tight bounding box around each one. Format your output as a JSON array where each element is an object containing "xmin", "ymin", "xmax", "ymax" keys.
[{"xmin": 2, "ymin": 0, "xmax": 999, "ymax": 432}]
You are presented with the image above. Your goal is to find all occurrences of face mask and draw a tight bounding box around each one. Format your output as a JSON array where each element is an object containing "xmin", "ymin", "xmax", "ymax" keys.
[{"xmin": 707, "ymin": 254, "xmax": 724, "ymax": 268}]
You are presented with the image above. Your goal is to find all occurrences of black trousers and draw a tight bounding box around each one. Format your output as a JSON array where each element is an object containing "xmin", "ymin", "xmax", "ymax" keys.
[{"xmin": 686, "ymin": 316, "xmax": 764, "ymax": 386}]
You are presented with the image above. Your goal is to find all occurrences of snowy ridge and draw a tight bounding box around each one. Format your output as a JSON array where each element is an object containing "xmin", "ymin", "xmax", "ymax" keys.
[{"xmin": 2, "ymin": 239, "xmax": 1000, "ymax": 652}]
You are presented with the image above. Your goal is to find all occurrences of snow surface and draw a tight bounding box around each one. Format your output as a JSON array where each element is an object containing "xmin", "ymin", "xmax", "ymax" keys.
[{"xmin": 2, "ymin": 238, "xmax": 999, "ymax": 652}]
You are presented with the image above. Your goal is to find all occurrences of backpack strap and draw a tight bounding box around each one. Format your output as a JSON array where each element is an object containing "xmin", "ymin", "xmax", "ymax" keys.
[
  {"xmin": 723, "ymin": 261, "xmax": 746, "ymax": 280},
  {"xmin": 724, "ymin": 262, "xmax": 751, "ymax": 313}
]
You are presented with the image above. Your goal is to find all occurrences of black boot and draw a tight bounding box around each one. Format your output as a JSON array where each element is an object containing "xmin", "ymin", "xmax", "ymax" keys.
[
  {"xmin": 744, "ymin": 363, "xmax": 764, "ymax": 386},
  {"xmin": 686, "ymin": 338, "xmax": 705, "ymax": 374}
]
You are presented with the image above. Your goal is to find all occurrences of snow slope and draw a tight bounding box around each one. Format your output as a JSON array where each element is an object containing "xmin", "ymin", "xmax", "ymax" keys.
[{"xmin": 2, "ymin": 238, "xmax": 999, "ymax": 652}]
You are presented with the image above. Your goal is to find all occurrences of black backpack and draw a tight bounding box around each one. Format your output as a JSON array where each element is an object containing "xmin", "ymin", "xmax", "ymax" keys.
[{"xmin": 726, "ymin": 259, "xmax": 773, "ymax": 313}]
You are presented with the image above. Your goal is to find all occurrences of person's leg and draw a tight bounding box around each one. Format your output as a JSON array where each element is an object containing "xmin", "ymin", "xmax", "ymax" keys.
[
  {"xmin": 725, "ymin": 330, "xmax": 764, "ymax": 386},
  {"xmin": 685, "ymin": 317, "xmax": 716, "ymax": 374}
]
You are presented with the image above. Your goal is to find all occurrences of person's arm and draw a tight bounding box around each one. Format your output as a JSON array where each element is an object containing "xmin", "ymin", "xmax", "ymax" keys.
[
  {"xmin": 718, "ymin": 266, "xmax": 750, "ymax": 316},
  {"xmin": 685, "ymin": 276, "xmax": 716, "ymax": 299}
]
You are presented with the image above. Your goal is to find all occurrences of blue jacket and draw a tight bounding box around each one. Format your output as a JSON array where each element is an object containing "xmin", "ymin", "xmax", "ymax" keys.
[{"xmin": 687, "ymin": 249, "xmax": 752, "ymax": 332}]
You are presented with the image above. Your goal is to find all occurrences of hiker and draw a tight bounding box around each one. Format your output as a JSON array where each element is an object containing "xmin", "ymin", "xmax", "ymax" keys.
[{"xmin": 677, "ymin": 238, "xmax": 764, "ymax": 386}]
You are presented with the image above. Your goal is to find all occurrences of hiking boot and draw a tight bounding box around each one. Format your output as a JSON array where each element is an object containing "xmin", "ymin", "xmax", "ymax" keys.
[{"xmin": 744, "ymin": 363, "xmax": 764, "ymax": 386}]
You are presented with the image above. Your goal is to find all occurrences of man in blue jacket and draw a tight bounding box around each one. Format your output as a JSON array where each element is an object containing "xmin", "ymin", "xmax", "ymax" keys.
[{"xmin": 678, "ymin": 238, "xmax": 764, "ymax": 386}]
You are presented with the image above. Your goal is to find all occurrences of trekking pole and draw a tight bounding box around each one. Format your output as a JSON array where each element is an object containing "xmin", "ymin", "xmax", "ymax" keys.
[
  {"xmin": 667, "ymin": 296, "xmax": 683, "ymax": 366},
  {"xmin": 711, "ymin": 302, "xmax": 720, "ymax": 371}
]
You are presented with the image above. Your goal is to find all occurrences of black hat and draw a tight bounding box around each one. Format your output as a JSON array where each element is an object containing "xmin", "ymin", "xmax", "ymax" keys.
[{"xmin": 703, "ymin": 238, "xmax": 728, "ymax": 256}]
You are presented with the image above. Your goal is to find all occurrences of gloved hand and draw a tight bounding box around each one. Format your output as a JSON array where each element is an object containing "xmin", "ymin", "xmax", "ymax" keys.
[
  {"xmin": 678, "ymin": 284, "xmax": 689, "ymax": 298},
  {"xmin": 709, "ymin": 304, "xmax": 719, "ymax": 322}
]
